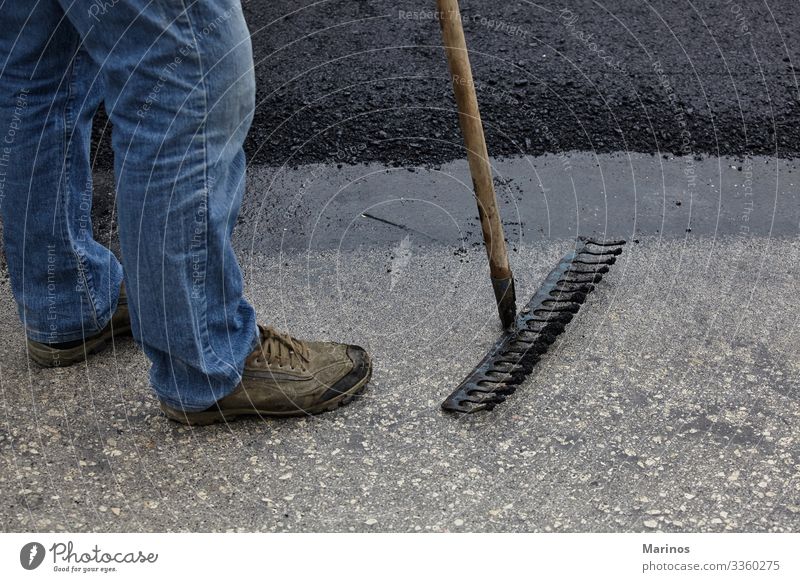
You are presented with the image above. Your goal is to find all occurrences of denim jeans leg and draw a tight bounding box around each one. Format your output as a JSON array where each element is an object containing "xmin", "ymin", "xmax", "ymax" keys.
[
  {"xmin": 0, "ymin": 2, "xmax": 123, "ymax": 345},
  {"xmin": 59, "ymin": 1, "xmax": 259, "ymax": 411}
]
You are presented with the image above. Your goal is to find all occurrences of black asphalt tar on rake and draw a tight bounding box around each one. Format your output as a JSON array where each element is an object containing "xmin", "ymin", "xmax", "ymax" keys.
[{"xmin": 441, "ymin": 237, "xmax": 626, "ymax": 414}]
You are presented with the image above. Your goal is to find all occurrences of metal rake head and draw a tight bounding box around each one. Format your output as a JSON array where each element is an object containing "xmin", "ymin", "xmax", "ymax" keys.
[{"xmin": 441, "ymin": 237, "xmax": 626, "ymax": 414}]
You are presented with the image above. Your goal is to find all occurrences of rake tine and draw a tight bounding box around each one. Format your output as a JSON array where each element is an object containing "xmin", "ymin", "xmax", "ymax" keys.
[
  {"xmin": 580, "ymin": 248, "xmax": 624, "ymax": 257},
  {"xmin": 579, "ymin": 237, "xmax": 628, "ymax": 247},
  {"xmin": 442, "ymin": 237, "xmax": 626, "ymax": 414}
]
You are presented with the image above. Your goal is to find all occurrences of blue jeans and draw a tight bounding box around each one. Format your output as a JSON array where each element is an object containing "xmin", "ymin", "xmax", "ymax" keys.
[{"xmin": 0, "ymin": 0, "xmax": 259, "ymax": 411}]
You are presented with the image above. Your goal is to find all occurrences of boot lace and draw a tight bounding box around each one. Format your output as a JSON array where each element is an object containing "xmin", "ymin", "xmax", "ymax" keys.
[{"xmin": 255, "ymin": 325, "xmax": 310, "ymax": 371}]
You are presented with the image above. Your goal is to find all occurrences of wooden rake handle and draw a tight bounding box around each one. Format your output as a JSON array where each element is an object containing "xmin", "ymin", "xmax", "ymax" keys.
[{"xmin": 436, "ymin": 0, "xmax": 516, "ymax": 328}]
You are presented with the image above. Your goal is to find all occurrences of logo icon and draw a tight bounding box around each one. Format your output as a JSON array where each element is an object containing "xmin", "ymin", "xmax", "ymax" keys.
[{"xmin": 20, "ymin": 542, "xmax": 46, "ymax": 570}]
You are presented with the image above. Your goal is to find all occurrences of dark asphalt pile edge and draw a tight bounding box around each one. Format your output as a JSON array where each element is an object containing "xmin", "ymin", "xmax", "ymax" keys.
[{"xmin": 86, "ymin": 0, "xmax": 800, "ymax": 169}]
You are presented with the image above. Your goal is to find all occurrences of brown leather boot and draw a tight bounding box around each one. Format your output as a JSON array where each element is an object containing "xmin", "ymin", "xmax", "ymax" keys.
[
  {"xmin": 27, "ymin": 284, "xmax": 132, "ymax": 368},
  {"xmin": 161, "ymin": 324, "xmax": 372, "ymax": 425}
]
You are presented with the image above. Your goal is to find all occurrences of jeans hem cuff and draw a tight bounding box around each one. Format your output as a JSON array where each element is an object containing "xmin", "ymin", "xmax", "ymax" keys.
[{"xmin": 26, "ymin": 324, "xmax": 106, "ymax": 344}]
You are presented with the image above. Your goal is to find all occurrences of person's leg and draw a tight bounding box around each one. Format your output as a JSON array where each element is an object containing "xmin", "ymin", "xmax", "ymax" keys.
[
  {"xmin": 0, "ymin": 2, "xmax": 123, "ymax": 347},
  {"xmin": 58, "ymin": 0, "xmax": 259, "ymax": 411}
]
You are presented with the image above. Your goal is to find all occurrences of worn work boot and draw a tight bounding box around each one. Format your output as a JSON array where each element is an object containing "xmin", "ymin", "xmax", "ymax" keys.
[
  {"xmin": 161, "ymin": 324, "xmax": 372, "ymax": 425},
  {"xmin": 27, "ymin": 284, "xmax": 132, "ymax": 368}
]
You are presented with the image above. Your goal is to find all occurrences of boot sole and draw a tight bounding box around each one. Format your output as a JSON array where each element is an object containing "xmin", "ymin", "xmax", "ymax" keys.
[
  {"xmin": 27, "ymin": 324, "xmax": 133, "ymax": 368},
  {"xmin": 161, "ymin": 359, "xmax": 373, "ymax": 426}
]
